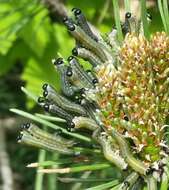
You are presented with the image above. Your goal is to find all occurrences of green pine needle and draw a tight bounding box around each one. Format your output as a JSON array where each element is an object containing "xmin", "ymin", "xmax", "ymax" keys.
[{"xmin": 112, "ymin": 0, "xmax": 123, "ymax": 42}]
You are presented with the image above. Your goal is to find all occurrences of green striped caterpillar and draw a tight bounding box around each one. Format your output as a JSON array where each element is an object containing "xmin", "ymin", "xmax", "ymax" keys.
[
  {"xmin": 111, "ymin": 128, "xmax": 149, "ymax": 175},
  {"xmin": 96, "ymin": 132, "xmax": 128, "ymax": 170},
  {"xmin": 21, "ymin": 123, "xmax": 75, "ymax": 147},
  {"xmin": 72, "ymin": 47, "xmax": 102, "ymax": 67},
  {"xmin": 72, "ymin": 116, "xmax": 99, "ymax": 131},
  {"xmin": 43, "ymin": 84, "xmax": 87, "ymax": 116},
  {"xmin": 67, "ymin": 56, "xmax": 94, "ymax": 89},
  {"xmin": 18, "ymin": 129, "xmax": 74, "ymax": 155},
  {"xmin": 72, "ymin": 8, "xmax": 98, "ymax": 42}
]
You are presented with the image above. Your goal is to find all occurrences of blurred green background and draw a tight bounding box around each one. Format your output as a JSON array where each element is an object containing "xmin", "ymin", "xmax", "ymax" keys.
[{"xmin": 0, "ymin": 0, "xmax": 163, "ymax": 189}]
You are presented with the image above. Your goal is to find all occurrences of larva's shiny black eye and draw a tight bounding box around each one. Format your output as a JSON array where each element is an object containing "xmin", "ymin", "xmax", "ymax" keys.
[
  {"xmin": 53, "ymin": 58, "xmax": 64, "ymax": 65},
  {"xmin": 44, "ymin": 104, "xmax": 49, "ymax": 112},
  {"xmin": 72, "ymin": 48, "xmax": 78, "ymax": 56},
  {"xmin": 67, "ymin": 23, "xmax": 75, "ymax": 31},
  {"xmin": 38, "ymin": 97, "xmax": 45, "ymax": 103},
  {"xmin": 73, "ymin": 8, "xmax": 81, "ymax": 16},
  {"xmin": 25, "ymin": 123, "xmax": 31, "ymax": 129},
  {"xmin": 62, "ymin": 16, "xmax": 68, "ymax": 23},
  {"xmin": 66, "ymin": 67, "xmax": 73, "ymax": 77},
  {"xmin": 125, "ymin": 12, "xmax": 131, "ymax": 19},
  {"xmin": 70, "ymin": 122, "xmax": 75, "ymax": 128},
  {"xmin": 124, "ymin": 115, "xmax": 129, "ymax": 121},
  {"xmin": 43, "ymin": 91, "xmax": 48, "ymax": 97},
  {"xmin": 42, "ymin": 83, "xmax": 48, "ymax": 90},
  {"xmin": 92, "ymin": 78, "xmax": 98, "ymax": 84},
  {"xmin": 67, "ymin": 55, "xmax": 74, "ymax": 62}
]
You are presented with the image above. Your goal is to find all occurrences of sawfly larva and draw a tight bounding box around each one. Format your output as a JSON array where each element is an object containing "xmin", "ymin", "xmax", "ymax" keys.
[
  {"xmin": 111, "ymin": 129, "xmax": 149, "ymax": 175},
  {"xmin": 97, "ymin": 132, "xmax": 128, "ymax": 170},
  {"xmin": 72, "ymin": 116, "xmax": 99, "ymax": 131},
  {"xmin": 67, "ymin": 56, "xmax": 94, "ymax": 89},
  {"xmin": 53, "ymin": 58, "xmax": 78, "ymax": 97},
  {"xmin": 21, "ymin": 123, "xmax": 75, "ymax": 147},
  {"xmin": 18, "ymin": 130, "xmax": 74, "ymax": 155},
  {"xmin": 43, "ymin": 84, "xmax": 87, "ymax": 116},
  {"xmin": 72, "ymin": 8, "xmax": 98, "ymax": 42},
  {"xmin": 72, "ymin": 47, "xmax": 102, "ymax": 67},
  {"xmin": 43, "ymin": 103, "xmax": 73, "ymax": 123}
]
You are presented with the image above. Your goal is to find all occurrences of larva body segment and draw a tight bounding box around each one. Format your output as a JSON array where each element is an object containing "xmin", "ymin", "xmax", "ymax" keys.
[
  {"xmin": 121, "ymin": 172, "xmax": 139, "ymax": 190},
  {"xmin": 67, "ymin": 56, "xmax": 94, "ymax": 89},
  {"xmin": 44, "ymin": 84, "xmax": 87, "ymax": 116},
  {"xmin": 53, "ymin": 59, "xmax": 78, "ymax": 97},
  {"xmin": 19, "ymin": 131, "xmax": 74, "ymax": 155},
  {"xmin": 68, "ymin": 25, "xmax": 108, "ymax": 62},
  {"xmin": 73, "ymin": 47, "xmax": 102, "ymax": 67},
  {"xmin": 23, "ymin": 123, "xmax": 74, "ymax": 147},
  {"xmin": 72, "ymin": 8, "xmax": 98, "ymax": 42},
  {"xmin": 111, "ymin": 129, "xmax": 149, "ymax": 175},
  {"xmin": 44, "ymin": 104, "xmax": 73, "ymax": 123},
  {"xmin": 72, "ymin": 116, "xmax": 99, "ymax": 131},
  {"xmin": 97, "ymin": 133, "xmax": 128, "ymax": 170}
]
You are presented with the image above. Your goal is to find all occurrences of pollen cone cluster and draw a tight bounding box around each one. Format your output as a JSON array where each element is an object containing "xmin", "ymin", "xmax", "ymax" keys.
[{"xmin": 18, "ymin": 8, "xmax": 169, "ymax": 189}]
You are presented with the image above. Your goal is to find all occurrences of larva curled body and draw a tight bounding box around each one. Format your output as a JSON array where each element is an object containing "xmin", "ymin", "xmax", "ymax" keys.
[
  {"xmin": 97, "ymin": 133, "xmax": 128, "ymax": 170},
  {"xmin": 111, "ymin": 129, "xmax": 149, "ymax": 175}
]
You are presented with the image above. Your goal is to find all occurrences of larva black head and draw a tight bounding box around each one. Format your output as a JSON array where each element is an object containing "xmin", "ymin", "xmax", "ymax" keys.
[
  {"xmin": 72, "ymin": 8, "xmax": 81, "ymax": 16},
  {"xmin": 62, "ymin": 16, "xmax": 68, "ymax": 23},
  {"xmin": 38, "ymin": 97, "xmax": 45, "ymax": 103},
  {"xmin": 20, "ymin": 123, "xmax": 30, "ymax": 130},
  {"xmin": 67, "ymin": 55, "xmax": 74, "ymax": 62},
  {"xmin": 92, "ymin": 78, "xmax": 98, "ymax": 84},
  {"xmin": 43, "ymin": 90, "xmax": 48, "ymax": 98},
  {"xmin": 53, "ymin": 58, "xmax": 64, "ymax": 66},
  {"xmin": 42, "ymin": 83, "xmax": 48, "ymax": 91},
  {"xmin": 43, "ymin": 104, "xmax": 50, "ymax": 112},
  {"xmin": 125, "ymin": 12, "xmax": 132, "ymax": 19},
  {"xmin": 69, "ymin": 121, "xmax": 75, "ymax": 128},
  {"xmin": 26, "ymin": 123, "xmax": 31, "ymax": 129},
  {"xmin": 123, "ymin": 115, "xmax": 129, "ymax": 121},
  {"xmin": 17, "ymin": 134, "xmax": 23, "ymax": 141},
  {"xmin": 72, "ymin": 48, "xmax": 78, "ymax": 56},
  {"xmin": 63, "ymin": 18, "xmax": 75, "ymax": 31},
  {"xmin": 66, "ymin": 66, "xmax": 73, "ymax": 77}
]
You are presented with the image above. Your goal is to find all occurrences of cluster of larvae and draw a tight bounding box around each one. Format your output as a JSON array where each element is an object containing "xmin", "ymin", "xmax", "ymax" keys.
[{"xmin": 18, "ymin": 8, "xmax": 169, "ymax": 189}]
